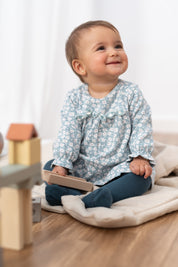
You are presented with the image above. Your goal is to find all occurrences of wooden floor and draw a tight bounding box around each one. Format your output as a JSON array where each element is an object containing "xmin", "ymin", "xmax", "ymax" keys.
[
  {"xmin": 2, "ymin": 131, "xmax": 178, "ymax": 267},
  {"xmin": 2, "ymin": 209, "xmax": 178, "ymax": 267}
]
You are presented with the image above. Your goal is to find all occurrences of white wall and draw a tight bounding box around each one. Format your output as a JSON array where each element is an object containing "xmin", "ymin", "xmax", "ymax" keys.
[{"xmin": 91, "ymin": 0, "xmax": 178, "ymax": 133}]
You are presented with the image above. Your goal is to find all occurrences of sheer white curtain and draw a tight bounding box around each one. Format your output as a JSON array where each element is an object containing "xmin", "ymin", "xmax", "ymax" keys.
[
  {"xmin": 1, "ymin": 0, "xmax": 178, "ymax": 141},
  {"xmin": 0, "ymin": 0, "xmax": 94, "ymax": 139}
]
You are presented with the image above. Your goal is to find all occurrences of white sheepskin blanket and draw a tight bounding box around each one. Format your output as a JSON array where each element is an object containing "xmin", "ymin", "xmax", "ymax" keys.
[{"xmin": 32, "ymin": 141, "xmax": 178, "ymax": 228}]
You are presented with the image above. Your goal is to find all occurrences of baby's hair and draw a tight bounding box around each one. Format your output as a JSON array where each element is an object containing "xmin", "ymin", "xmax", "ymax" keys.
[{"xmin": 65, "ymin": 20, "xmax": 119, "ymax": 82}]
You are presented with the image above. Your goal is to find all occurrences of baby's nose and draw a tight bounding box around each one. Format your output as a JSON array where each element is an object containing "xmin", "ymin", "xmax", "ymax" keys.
[{"xmin": 109, "ymin": 48, "xmax": 118, "ymax": 56}]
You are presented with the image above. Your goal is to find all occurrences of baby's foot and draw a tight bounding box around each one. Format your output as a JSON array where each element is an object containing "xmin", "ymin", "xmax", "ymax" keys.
[{"xmin": 82, "ymin": 188, "xmax": 113, "ymax": 208}]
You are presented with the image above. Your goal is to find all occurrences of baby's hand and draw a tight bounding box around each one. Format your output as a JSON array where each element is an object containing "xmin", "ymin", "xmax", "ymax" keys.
[
  {"xmin": 46, "ymin": 166, "xmax": 68, "ymax": 185},
  {"xmin": 129, "ymin": 156, "xmax": 152, "ymax": 179},
  {"xmin": 52, "ymin": 166, "xmax": 68, "ymax": 176}
]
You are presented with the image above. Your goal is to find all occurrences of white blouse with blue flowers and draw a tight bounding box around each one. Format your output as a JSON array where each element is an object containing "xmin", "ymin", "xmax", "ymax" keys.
[{"xmin": 52, "ymin": 79, "xmax": 155, "ymax": 185}]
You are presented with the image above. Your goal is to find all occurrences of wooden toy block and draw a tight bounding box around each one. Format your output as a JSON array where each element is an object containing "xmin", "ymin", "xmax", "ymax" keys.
[
  {"xmin": 8, "ymin": 138, "xmax": 40, "ymax": 165},
  {"xmin": 0, "ymin": 163, "xmax": 42, "ymax": 250},
  {"xmin": 6, "ymin": 123, "xmax": 40, "ymax": 166},
  {"xmin": 0, "ymin": 163, "xmax": 42, "ymax": 189},
  {"xmin": 23, "ymin": 189, "xmax": 33, "ymax": 245},
  {"xmin": 0, "ymin": 247, "xmax": 3, "ymax": 267},
  {"xmin": 32, "ymin": 197, "xmax": 41, "ymax": 223},
  {"xmin": 43, "ymin": 170, "xmax": 94, "ymax": 192},
  {"xmin": 0, "ymin": 187, "xmax": 32, "ymax": 250},
  {"xmin": 0, "ymin": 189, "xmax": 2, "ymax": 245},
  {"xmin": 0, "ymin": 123, "xmax": 41, "ymax": 251},
  {"xmin": 0, "ymin": 132, "xmax": 3, "ymax": 154},
  {"xmin": 6, "ymin": 123, "xmax": 38, "ymax": 141}
]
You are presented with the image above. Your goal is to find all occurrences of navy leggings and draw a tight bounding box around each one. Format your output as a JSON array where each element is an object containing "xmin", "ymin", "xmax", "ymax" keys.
[{"xmin": 44, "ymin": 159, "xmax": 152, "ymax": 207}]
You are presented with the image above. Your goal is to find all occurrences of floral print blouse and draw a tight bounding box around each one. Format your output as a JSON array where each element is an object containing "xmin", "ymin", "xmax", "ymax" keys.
[{"xmin": 52, "ymin": 79, "xmax": 155, "ymax": 185}]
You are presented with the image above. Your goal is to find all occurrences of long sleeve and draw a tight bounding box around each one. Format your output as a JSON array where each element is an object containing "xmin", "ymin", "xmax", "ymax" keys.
[
  {"xmin": 52, "ymin": 93, "xmax": 82, "ymax": 170},
  {"xmin": 128, "ymin": 86, "xmax": 155, "ymax": 165},
  {"xmin": 50, "ymin": 81, "xmax": 155, "ymax": 185}
]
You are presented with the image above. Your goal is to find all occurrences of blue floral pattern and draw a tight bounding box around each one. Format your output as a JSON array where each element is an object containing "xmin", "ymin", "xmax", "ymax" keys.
[{"xmin": 53, "ymin": 79, "xmax": 155, "ymax": 185}]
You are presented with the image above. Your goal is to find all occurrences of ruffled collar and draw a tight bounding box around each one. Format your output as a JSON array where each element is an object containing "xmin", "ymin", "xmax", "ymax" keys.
[{"xmin": 83, "ymin": 79, "xmax": 122, "ymax": 102}]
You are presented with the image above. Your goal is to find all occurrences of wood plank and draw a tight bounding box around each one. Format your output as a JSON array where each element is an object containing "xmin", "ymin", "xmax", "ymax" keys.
[
  {"xmin": 43, "ymin": 170, "xmax": 93, "ymax": 192},
  {"xmin": 3, "ymin": 210, "xmax": 178, "ymax": 267}
]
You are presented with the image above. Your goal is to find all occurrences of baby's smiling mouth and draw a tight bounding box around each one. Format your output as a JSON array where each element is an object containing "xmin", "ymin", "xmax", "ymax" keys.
[{"xmin": 106, "ymin": 61, "xmax": 121, "ymax": 65}]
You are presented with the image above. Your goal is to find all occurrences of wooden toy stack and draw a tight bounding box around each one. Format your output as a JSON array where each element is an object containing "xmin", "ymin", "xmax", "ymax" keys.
[{"xmin": 0, "ymin": 123, "xmax": 42, "ymax": 250}]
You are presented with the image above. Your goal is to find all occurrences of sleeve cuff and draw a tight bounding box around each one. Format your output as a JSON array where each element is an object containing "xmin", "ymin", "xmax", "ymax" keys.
[
  {"xmin": 127, "ymin": 153, "xmax": 155, "ymax": 166},
  {"xmin": 52, "ymin": 158, "xmax": 73, "ymax": 170}
]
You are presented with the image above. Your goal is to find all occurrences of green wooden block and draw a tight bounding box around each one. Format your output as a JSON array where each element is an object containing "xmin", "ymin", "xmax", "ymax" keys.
[{"xmin": 0, "ymin": 163, "xmax": 42, "ymax": 189}]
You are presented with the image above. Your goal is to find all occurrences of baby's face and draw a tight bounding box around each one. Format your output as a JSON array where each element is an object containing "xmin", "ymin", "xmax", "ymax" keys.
[{"xmin": 76, "ymin": 26, "xmax": 128, "ymax": 83}]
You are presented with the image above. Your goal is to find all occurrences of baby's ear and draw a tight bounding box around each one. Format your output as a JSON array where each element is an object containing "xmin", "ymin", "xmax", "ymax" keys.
[{"xmin": 72, "ymin": 59, "xmax": 86, "ymax": 76}]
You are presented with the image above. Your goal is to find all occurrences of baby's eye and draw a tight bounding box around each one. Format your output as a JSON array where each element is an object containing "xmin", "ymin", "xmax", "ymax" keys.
[
  {"xmin": 97, "ymin": 45, "xmax": 105, "ymax": 51},
  {"xmin": 115, "ymin": 44, "xmax": 123, "ymax": 49}
]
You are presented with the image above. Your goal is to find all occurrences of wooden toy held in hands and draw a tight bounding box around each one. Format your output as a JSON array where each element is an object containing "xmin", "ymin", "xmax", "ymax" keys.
[{"xmin": 43, "ymin": 170, "xmax": 94, "ymax": 192}]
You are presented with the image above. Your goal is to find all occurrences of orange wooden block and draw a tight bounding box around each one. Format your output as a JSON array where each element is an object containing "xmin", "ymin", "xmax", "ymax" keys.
[
  {"xmin": 6, "ymin": 123, "xmax": 38, "ymax": 141},
  {"xmin": 6, "ymin": 123, "xmax": 40, "ymax": 166}
]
